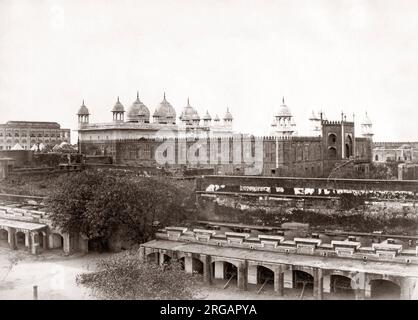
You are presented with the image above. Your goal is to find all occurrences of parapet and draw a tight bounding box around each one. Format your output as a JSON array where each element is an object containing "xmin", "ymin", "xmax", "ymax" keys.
[{"xmin": 154, "ymin": 227, "xmax": 418, "ymax": 265}]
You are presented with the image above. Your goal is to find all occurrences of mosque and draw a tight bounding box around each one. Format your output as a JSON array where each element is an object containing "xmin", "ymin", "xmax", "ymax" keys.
[{"xmin": 77, "ymin": 92, "xmax": 373, "ymax": 177}]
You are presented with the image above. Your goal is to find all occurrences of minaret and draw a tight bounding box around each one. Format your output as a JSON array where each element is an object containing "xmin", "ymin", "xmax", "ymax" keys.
[
  {"xmin": 77, "ymin": 100, "xmax": 90, "ymax": 125},
  {"xmin": 190, "ymin": 98, "xmax": 200, "ymax": 127},
  {"xmin": 309, "ymin": 110, "xmax": 322, "ymax": 136},
  {"xmin": 111, "ymin": 96, "xmax": 125, "ymax": 122},
  {"xmin": 271, "ymin": 97, "xmax": 295, "ymax": 137},
  {"xmin": 223, "ymin": 108, "xmax": 233, "ymax": 129},
  {"xmin": 361, "ymin": 112, "xmax": 374, "ymax": 140},
  {"xmin": 203, "ymin": 110, "xmax": 212, "ymax": 127}
]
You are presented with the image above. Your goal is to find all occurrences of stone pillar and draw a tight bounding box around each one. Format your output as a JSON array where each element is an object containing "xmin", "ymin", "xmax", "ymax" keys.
[
  {"xmin": 30, "ymin": 232, "xmax": 39, "ymax": 255},
  {"xmin": 284, "ymin": 270, "xmax": 293, "ymax": 288},
  {"xmin": 159, "ymin": 250, "xmax": 165, "ymax": 265},
  {"xmin": 313, "ymin": 268, "xmax": 323, "ymax": 300},
  {"xmin": 78, "ymin": 235, "xmax": 89, "ymax": 254},
  {"xmin": 201, "ymin": 254, "xmax": 212, "ymax": 284},
  {"xmin": 364, "ymin": 276, "xmax": 371, "ymax": 299},
  {"xmin": 237, "ymin": 262, "xmax": 248, "ymax": 291},
  {"xmin": 24, "ymin": 232, "xmax": 30, "ymax": 250},
  {"xmin": 42, "ymin": 233, "xmax": 48, "ymax": 250},
  {"xmin": 247, "ymin": 264, "xmax": 258, "ymax": 285},
  {"xmin": 355, "ymin": 289, "xmax": 366, "ymax": 300},
  {"xmin": 323, "ymin": 274, "xmax": 331, "ymax": 293},
  {"xmin": 8, "ymin": 227, "xmax": 16, "ymax": 250},
  {"xmin": 48, "ymin": 234, "xmax": 54, "ymax": 249},
  {"xmin": 62, "ymin": 232, "xmax": 71, "ymax": 255},
  {"xmin": 274, "ymin": 267, "xmax": 284, "ymax": 296},
  {"xmin": 185, "ymin": 256, "xmax": 193, "ymax": 274},
  {"xmin": 400, "ymin": 278, "xmax": 413, "ymax": 300},
  {"xmin": 214, "ymin": 261, "xmax": 225, "ymax": 279},
  {"xmin": 138, "ymin": 246, "xmax": 145, "ymax": 263}
]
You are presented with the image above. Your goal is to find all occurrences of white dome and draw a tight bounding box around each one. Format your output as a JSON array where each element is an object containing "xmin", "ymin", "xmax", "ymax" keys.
[
  {"xmin": 274, "ymin": 97, "xmax": 292, "ymax": 117},
  {"xmin": 153, "ymin": 93, "xmax": 176, "ymax": 123},
  {"xmin": 127, "ymin": 92, "xmax": 150, "ymax": 122}
]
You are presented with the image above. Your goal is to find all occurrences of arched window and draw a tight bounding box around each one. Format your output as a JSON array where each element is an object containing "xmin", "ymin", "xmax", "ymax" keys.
[
  {"xmin": 345, "ymin": 135, "xmax": 353, "ymax": 158},
  {"xmin": 328, "ymin": 147, "xmax": 337, "ymax": 159},
  {"xmin": 375, "ymin": 155, "xmax": 379, "ymax": 161},
  {"xmin": 328, "ymin": 133, "xmax": 337, "ymax": 145}
]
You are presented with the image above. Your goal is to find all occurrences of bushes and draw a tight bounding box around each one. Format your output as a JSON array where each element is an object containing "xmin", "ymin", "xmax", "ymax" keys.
[{"xmin": 77, "ymin": 251, "xmax": 201, "ymax": 299}]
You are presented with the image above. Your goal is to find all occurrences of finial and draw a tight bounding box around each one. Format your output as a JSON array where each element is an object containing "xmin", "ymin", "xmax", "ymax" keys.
[
  {"xmin": 137, "ymin": 91, "xmax": 139, "ymax": 99},
  {"xmin": 117, "ymin": 96, "xmax": 120, "ymax": 103},
  {"xmin": 82, "ymin": 99, "xmax": 85, "ymax": 106},
  {"xmin": 163, "ymin": 92, "xmax": 166, "ymax": 100},
  {"xmin": 282, "ymin": 97, "xmax": 285, "ymax": 104},
  {"xmin": 187, "ymin": 97, "xmax": 190, "ymax": 105}
]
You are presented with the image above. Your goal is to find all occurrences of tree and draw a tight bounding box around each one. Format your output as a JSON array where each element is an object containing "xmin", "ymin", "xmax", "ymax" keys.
[
  {"xmin": 46, "ymin": 169, "xmax": 196, "ymax": 248},
  {"xmin": 76, "ymin": 251, "xmax": 201, "ymax": 299}
]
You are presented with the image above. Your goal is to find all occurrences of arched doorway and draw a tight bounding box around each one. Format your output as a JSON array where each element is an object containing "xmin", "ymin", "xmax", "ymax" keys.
[
  {"xmin": 178, "ymin": 257, "xmax": 185, "ymax": 270},
  {"xmin": 345, "ymin": 144, "xmax": 350, "ymax": 158},
  {"xmin": 224, "ymin": 262, "xmax": 237, "ymax": 279},
  {"xmin": 370, "ymin": 279, "xmax": 401, "ymax": 300},
  {"xmin": 0, "ymin": 229, "xmax": 8, "ymax": 247},
  {"xmin": 16, "ymin": 231, "xmax": 26, "ymax": 250},
  {"xmin": 345, "ymin": 135, "xmax": 353, "ymax": 158},
  {"xmin": 293, "ymin": 270, "xmax": 314, "ymax": 295},
  {"xmin": 257, "ymin": 266, "xmax": 275, "ymax": 292},
  {"xmin": 50, "ymin": 233, "xmax": 63, "ymax": 250},
  {"xmin": 146, "ymin": 252, "xmax": 159, "ymax": 264},
  {"xmin": 162, "ymin": 254, "xmax": 171, "ymax": 264},
  {"xmin": 212, "ymin": 261, "xmax": 238, "ymax": 287},
  {"xmin": 330, "ymin": 275, "xmax": 355, "ymax": 299},
  {"xmin": 37, "ymin": 232, "xmax": 45, "ymax": 249},
  {"xmin": 257, "ymin": 266, "xmax": 274, "ymax": 285},
  {"xmin": 328, "ymin": 147, "xmax": 337, "ymax": 159},
  {"xmin": 192, "ymin": 258, "xmax": 203, "ymax": 275}
]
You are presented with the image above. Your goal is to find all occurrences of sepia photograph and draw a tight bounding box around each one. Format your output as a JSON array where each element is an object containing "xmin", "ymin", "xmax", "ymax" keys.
[{"xmin": 0, "ymin": 0, "xmax": 417, "ymax": 316}]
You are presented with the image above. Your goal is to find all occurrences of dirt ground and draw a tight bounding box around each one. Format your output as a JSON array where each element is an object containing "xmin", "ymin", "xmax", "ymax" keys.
[
  {"xmin": 0, "ymin": 248, "xmax": 296, "ymax": 300},
  {"xmin": 0, "ymin": 247, "xmax": 104, "ymax": 299}
]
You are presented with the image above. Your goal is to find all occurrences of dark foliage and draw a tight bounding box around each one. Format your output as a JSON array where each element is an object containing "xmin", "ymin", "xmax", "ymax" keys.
[
  {"xmin": 46, "ymin": 169, "xmax": 196, "ymax": 245},
  {"xmin": 76, "ymin": 251, "xmax": 200, "ymax": 299}
]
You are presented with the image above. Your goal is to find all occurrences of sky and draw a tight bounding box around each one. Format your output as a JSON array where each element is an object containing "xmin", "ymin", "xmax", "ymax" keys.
[{"xmin": 1, "ymin": 0, "xmax": 418, "ymax": 144}]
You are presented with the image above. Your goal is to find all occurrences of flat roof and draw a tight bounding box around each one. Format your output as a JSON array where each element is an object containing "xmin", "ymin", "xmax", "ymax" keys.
[
  {"xmin": 142, "ymin": 240, "xmax": 418, "ymax": 278},
  {"xmin": 0, "ymin": 218, "xmax": 47, "ymax": 231}
]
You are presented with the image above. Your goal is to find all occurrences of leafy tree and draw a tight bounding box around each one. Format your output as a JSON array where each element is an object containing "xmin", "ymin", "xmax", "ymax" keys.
[
  {"xmin": 46, "ymin": 169, "xmax": 196, "ymax": 247},
  {"xmin": 76, "ymin": 251, "xmax": 201, "ymax": 299}
]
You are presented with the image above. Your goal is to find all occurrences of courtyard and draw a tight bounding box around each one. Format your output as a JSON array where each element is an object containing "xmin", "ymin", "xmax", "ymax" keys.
[{"xmin": 0, "ymin": 248, "xmax": 308, "ymax": 300}]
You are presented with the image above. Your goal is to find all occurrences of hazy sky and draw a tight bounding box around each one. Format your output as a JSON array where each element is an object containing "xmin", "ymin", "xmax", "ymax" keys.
[{"xmin": 1, "ymin": 0, "xmax": 417, "ymax": 143}]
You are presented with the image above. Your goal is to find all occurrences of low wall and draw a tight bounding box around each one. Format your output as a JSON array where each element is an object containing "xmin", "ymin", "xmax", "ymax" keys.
[{"xmin": 197, "ymin": 175, "xmax": 418, "ymax": 193}]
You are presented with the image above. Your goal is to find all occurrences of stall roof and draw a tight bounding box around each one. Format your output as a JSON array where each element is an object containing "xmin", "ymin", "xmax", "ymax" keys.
[{"xmin": 0, "ymin": 218, "xmax": 46, "ymax": 231}]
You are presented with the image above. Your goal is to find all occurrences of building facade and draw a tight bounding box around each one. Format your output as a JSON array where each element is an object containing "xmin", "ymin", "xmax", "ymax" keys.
[
  {"xmin": 77, "ymin": 93, "xmax": 373, "ymax": 177},
  {"xmin": 0, "ymin": 121, "xmax": 71, "ymax": 151},
  {"xmin": 373, "ymin": 142, "xmax": 418, "ymax": 163}
]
